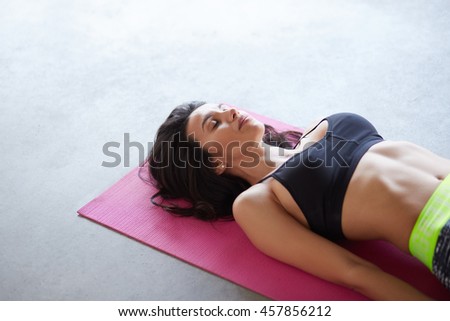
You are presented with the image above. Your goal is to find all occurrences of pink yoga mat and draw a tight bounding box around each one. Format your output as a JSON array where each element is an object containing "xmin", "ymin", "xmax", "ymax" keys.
[{"xmin": 78, "ymin": 111, "xmax": 450, "ymax": 300}]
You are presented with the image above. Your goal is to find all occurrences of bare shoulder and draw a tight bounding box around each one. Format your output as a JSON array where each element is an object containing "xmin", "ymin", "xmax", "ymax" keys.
[
  {"xmin": 298, "ymin": 116, "xmax": 329, "ymax": 147},
  {"xmin": 305, "ymin": 115, "xmax": 327, "ymax": 130},
  {"xmin": 232, "ymin": 183, "xmax": 275, "ymax": 218}
]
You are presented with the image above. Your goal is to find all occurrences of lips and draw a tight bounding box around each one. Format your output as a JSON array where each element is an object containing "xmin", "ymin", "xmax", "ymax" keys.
[{"xmin": 238, "ymin": 115, "xmax": 248, "ymax": 129}]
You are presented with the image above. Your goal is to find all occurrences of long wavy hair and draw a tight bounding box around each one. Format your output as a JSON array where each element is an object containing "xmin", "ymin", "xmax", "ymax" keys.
[{"xmin": 144, "ymin": 101, "xmax": 302, "ymax": 221}]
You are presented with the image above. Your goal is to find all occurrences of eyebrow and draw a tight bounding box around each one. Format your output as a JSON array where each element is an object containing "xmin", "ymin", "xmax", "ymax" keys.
[{"xmin": 201, "ymin": 103, "xmax": 224, "ymax": 132}]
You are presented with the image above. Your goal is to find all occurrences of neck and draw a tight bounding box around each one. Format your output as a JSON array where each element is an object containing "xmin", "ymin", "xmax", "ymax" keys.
[{"xmin": 227, "ymin": 142, "xmax": 296, "ymax": 185}]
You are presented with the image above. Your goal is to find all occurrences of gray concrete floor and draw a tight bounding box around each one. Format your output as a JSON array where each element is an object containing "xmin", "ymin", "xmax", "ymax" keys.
[{"xmin": 1, "ymin": 0, "xmax": 450, "ymax": 300}]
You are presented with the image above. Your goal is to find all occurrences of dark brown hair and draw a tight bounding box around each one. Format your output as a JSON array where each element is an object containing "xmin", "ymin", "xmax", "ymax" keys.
[{"xmin": 145, "ymin": 101, "xmax": 302, "ymax": 221}]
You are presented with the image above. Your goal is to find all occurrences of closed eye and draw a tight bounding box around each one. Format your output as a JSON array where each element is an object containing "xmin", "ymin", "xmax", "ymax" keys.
[
  {"xmin": 211, "ymin": 119, "xmax": 220, "ymax": 129},
  {"xmin": 211, "ymin": 103, "xmax": 225, "ymax": 129}
]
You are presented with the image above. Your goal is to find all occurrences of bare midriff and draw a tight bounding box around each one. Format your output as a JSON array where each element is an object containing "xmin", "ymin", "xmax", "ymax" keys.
[{"xmin": 342, "ymin": 141, "xmax": 450, "ymax": 253}]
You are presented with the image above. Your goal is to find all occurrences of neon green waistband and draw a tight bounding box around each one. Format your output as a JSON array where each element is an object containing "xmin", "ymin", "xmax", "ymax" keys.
[{"xmin": 409, "ymin": 174, "xmax": 450, "ymax": 270}]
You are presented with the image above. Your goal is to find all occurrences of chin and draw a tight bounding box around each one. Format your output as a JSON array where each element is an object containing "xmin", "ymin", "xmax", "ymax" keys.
[{"xmin": 254, "ymin": 123, "xmax": 266, "ymax": 141}]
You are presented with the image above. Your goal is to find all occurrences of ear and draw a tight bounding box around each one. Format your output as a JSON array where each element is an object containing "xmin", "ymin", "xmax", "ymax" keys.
[{"xmin": 214, "ymin": 161, "xmax": 226, "ymax": 176}]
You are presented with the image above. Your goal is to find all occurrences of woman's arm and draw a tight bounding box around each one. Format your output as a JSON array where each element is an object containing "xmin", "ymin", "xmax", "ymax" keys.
[{"xmin": 232, "ymin": 185, "xmax": 430, "ymax": 300}]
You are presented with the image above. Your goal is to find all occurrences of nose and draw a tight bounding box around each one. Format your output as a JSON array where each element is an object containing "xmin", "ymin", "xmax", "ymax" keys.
[{"xmin": 222, "ymin": 107, "xmax": 238, "ymax": 122}]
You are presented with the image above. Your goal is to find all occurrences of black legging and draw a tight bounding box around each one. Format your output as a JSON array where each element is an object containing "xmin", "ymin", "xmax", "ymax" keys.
[{"xmin": 433, "ymin": 220, "xmax": 450, "ymax": 290}]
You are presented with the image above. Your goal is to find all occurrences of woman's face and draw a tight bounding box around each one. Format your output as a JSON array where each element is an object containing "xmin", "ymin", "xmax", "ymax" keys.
[{"xmin": 186, "ymin": 103, "xmax": 265, "ymax": 166}]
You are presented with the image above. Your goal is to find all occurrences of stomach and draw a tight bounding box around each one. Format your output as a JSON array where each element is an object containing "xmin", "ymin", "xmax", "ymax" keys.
[{"xmin": 342, "ymin": 141, "xmax": 450, "ymax": 253}]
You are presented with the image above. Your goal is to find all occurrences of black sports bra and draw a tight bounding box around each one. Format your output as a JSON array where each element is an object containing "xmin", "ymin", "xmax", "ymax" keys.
[{"xmin": 263, "ymin": 113, "xmax": 384, "ymax": 240}]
